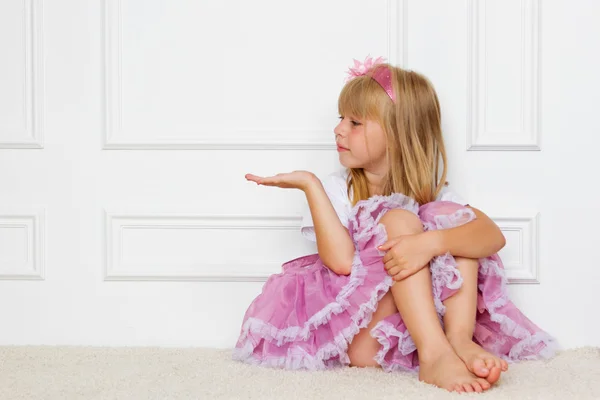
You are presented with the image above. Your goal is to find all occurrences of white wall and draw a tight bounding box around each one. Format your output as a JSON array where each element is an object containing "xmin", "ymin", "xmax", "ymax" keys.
[{"xmin": 0, "ymin": 0, "xmax": 598, "ymax": 350}]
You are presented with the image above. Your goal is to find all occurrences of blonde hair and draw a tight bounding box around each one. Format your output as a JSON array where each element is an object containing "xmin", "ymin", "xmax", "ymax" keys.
[{"xmin": 338, "ymin": 64, "xmax": 448, "ymax": 206}]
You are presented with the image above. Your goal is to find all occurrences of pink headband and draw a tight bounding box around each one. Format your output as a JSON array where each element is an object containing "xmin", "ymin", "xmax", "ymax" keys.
[{"xmin": 345, "ymin": 56, "xmax": 396, "ymax": 103}]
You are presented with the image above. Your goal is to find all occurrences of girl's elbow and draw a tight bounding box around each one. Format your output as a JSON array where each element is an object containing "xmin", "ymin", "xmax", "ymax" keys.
[
  {"xmin": 334, "ymin": 266, "xmax": 352, "ymax": 276},
  {"xmin": 340, "ymin": 265, "xmax": 353, "ymax": 276},
  {"xmin": 320, "ymin": 247, "xmax": 354, "ymax": 276},
  {"xmin": 496, "ymin": 231, "xmax": 506, "ymax": 252},
  {"xmin": 329, "ymin": 256, "xmax": 353, "ymax": 276},
  {"xmin": 331, "ymin": 260, "xmax": 353, "ymax": 276}
]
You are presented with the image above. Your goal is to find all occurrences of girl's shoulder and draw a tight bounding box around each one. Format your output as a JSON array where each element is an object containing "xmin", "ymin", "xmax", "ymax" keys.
[
  {"xmin": 436, "ymin": 183, "xmax": 468, "ymax": 206},
  {"xmin": 327, "ymin": 168, "xmax": 349, "ymax": 184},
  {"xmin": 300, "ymin": 169, "xmax": 352, "ymax": 241},
  {"xmin": 322, "ymin": 168, "xmax": 351, "ymax": 202}
]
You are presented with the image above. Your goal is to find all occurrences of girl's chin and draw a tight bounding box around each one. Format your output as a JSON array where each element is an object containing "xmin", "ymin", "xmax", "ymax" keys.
[
  {"xmin": 337, "ymin": 156, "xmax": 349, "ymax": 166},
  {"xmin": 338, "ymin": 159, "xmax": 359, "ymax": 169}
]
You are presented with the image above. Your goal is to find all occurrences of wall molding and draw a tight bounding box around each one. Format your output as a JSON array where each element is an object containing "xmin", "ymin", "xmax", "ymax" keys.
[
  {"xmin": 493, "ymin": 212, "xmax": 539, "ymax": 284},
  {"xmin": 105, "ymin": 208, "xmax": 539, "ymax": 284},
  {"xmin": 467, "ymin": 0, "xmax": 540, "ymax": 151},
  {"xmin": 0, "ymin": 0, "xmax": 44, "ymax": 149},
  {"xmin": 104, "ymin": 211, "xmax": 304, "ymax": 281},
  {"xmin": 102, "ymin": 0, "xmax": 406, "ymax": 150},
  {"xmin": 387, "ymin": 0, "xmax": 407, "ymax": 67},
  {"xmin": 0, "ymin": 208, "xmax": 45, "ymax": 280}
]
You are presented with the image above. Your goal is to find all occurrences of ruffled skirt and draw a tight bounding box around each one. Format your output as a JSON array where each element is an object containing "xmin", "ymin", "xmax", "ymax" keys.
[{"xmin": 232, "ymin": 193, "xmax": 556, "ymax": 372}]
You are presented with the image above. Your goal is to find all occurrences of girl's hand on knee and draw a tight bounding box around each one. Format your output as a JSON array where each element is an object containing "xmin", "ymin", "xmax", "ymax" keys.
[
  {"xmin": 378, "ymin": 232, "xmax": 437, "ymax": 281},
  {"xmin": 245, "ymin": 171, "xmax": 318, "ymax": 192}
]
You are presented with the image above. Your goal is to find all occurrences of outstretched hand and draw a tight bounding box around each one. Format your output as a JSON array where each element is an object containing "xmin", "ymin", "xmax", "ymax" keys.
[
  {"xmin": 245, "ymin": 171, "xmax": 317, "ymax": 191},
  {"xmin": 378, "ymin": 231, "xmax": 440, "ymax": 281}
]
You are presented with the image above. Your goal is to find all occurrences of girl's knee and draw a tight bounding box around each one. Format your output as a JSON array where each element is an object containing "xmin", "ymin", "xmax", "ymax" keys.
[{"xmin": 380, "ymin": 209, "xmax": 423, "ymax": 234}]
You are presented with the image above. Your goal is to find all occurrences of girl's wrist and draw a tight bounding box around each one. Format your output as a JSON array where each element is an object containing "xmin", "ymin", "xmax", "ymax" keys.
[
  {"xmin": 302, "ymin": 173, "xmax": 322, "ymax": 193},
  {"xmin": 427, "ymin": 230, "xmax": 447, "ymax": 257}
]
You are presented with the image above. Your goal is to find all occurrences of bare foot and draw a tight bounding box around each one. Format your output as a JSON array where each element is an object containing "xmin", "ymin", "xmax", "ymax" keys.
[
  {"xmin": 419, "ymin": 347, "xmax": 492, "ymax": 393},
  {"xmin": 448, "ymin": 338, "xmax": 509, "ymax": 384}
]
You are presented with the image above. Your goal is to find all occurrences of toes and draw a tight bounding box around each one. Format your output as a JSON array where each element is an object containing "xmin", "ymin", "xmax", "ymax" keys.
[
  {"xmin": 501, "ymin": 359, "xmax": 509, "ymax": 371},
  {"xmin": 485, "ymin": 358, "xmax": 496, "ymax": 371},
  {"xmin": 471, "ymin": 381, "xmax": 484, "ymax": 393},
  {"xmin": 463, "ymin": 383, "xmax": 474, "ymax": 393},
  {"xmin": 495, "ymin": 358, "xmax": 502, "ymax": 370},
  {"xmin": 486, "ymin": 366, "xmax": 502, "ymax": 384},
  {"xmin": 452, "ymin": 384, "xmax": 464, "ymax": 393},
  {"xmin": 477, "ymin": 378, "xmax": 491, "ymax": 390},
  {"xmin": 472, "ymin": 358, "xmax": 490, "ymax": 377},
  {"xmin": 471, "ymin": 358, "xmax": 490, "ymax": 378}
]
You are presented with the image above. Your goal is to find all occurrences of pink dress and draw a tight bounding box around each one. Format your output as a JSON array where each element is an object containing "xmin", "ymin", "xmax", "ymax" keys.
[{"xmin": 232, "ymin": 193, "xmax": 556, "ymax": 371}]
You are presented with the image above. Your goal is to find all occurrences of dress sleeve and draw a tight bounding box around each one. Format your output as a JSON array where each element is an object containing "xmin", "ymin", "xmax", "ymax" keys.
[
  {"xmin": 300, "ymin": 173, "xmax": 351, "ymax": 242},
  {"xmin": 436, "ymin": 184, "xmax": 469, "ymax": 206}
]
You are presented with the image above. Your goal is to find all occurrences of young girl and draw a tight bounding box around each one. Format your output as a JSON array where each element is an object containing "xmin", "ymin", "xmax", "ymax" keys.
[{"xmin": 233, "ymin": 57, "xmax": 556, "ymax": 393}]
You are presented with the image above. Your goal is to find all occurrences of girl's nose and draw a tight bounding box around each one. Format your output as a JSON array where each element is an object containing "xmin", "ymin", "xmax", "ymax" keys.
[{"xmin": 334, "ymin": 121, "xmax": 347, "ymax": 138}]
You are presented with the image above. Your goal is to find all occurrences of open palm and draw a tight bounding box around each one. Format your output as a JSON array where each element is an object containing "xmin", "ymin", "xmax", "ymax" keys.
[{"xmin": 245, "ymin": 171, "xmax": 316, "ymax": 191}]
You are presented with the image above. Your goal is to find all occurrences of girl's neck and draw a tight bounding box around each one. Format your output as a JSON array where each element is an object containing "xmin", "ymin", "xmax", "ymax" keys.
[{"xmin": 364, "ymin": 169, "xmax": 387, "ymax": 196}]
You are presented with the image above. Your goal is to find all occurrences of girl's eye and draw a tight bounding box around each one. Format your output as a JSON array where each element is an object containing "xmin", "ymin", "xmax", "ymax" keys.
[{"xmin": 338, "ymin": 116, "xmax": 361, "ymax": 126}]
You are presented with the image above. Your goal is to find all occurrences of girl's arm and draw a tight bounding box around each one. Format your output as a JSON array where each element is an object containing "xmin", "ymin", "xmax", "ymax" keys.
[
  {"xmin": 430, "ymin": 206, "xmax": 506, "ymax": 259},
  {"xmin": 304, "ymin": 176, "xmax": 355, "ymax": 275},
  {"xmin": 245, "ymin": 171, "xmax": 354, "ymax": 275},
  {"xmin": 380, "ymin": 205, "xmax": 505, "ymax": 281}
]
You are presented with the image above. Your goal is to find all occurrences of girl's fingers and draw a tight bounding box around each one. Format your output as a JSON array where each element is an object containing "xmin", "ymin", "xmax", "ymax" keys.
[
  {"xmin": 383, "ymin": 253, "xmax": 401, "ymax": 265},
  {"xmin": 245, "ymin": 174, "xmax": 263, "ymax": 183},
  {"xmin": 378, "ymin": 241, "xmax": 394, "ymax": 251},
  {"xmin": 260, "ymin": 179, "xmax": 279, "ymax": 186},
  {"xmin": 247, "ymin": 175, "xmax": 279, "ymax": 186},
  {"xmin": 393, "ymin": 269, "xmax": 410, "ymax": 281},
  {"xmin": 246, "ymin": 174, "xmax": 288, "ymax": 185},
  {"xmin": 246, "ymin": 173, "xmax": 278, "ymax": 181},
  {"xmin": 246, "ymin": 172, "xmax": 308, "ymax": 190}
]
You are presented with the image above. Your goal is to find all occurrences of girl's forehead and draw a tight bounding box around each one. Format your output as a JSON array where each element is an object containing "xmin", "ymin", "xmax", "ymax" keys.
[
  {"xmin": 339, "ymin": 101, "xmax": 375, "ymax": 119},
  {"xmin": 338, "ymin": 96, "xmax": 366, "ymax": 113},
  {"xmin": 339, "ymin": 90, "xmax": 378, "ymax": 115}
]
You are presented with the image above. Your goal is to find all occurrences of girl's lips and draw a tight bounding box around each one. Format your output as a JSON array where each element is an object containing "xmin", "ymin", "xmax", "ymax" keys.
[{"xmin": 337, "ymin": 145, "xmax": 349, "ymax": 152}]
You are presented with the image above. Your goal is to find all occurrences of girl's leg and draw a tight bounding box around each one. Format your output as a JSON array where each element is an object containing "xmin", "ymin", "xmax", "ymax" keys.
[
  {"xmin": 346, "ymin": 291, "xmax": 398, "ymax": 368},
  {"xmin": 379, "ymin": 209, "xmax": 491, "ymax": 393},
  {"xmin": 442, "ymin": 257, "xmax": 509, "ymax": 384}
]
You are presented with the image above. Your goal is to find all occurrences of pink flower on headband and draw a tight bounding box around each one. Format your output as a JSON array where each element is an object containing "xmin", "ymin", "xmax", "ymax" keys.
[
  {"xmin": 345, "ymin": 55, "xmax": 387, "ymax": 82},
  {"xmin": 344, "ymin": 55, "xmax": 396, "ymax": 103}
]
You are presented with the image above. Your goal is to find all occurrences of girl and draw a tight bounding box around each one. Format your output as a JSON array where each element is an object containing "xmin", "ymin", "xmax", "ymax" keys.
[{"xmin": 233, "ymin": 57, "xmax": 556, "ymax": 393}]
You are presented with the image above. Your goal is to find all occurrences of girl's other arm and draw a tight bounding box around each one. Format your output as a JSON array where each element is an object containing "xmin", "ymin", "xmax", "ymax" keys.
[
  {"xmin": 304, "ymin": 176, "xmax": 354, "ymax": 275},
  {"xmin": 431, "ymin": 206, "xmax": 506, "ymax": 259}
]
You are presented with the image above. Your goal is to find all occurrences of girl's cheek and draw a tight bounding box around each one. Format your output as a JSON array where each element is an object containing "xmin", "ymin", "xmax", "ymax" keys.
[{"xmin": 350, "ymin": 127, "xmax": 363, "ymax": 138}]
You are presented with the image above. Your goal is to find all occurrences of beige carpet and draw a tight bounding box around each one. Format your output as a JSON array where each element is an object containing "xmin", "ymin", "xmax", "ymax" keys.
[{"xmin": 1, "ymin": 346, "xmax": 599, "ymax": 399}]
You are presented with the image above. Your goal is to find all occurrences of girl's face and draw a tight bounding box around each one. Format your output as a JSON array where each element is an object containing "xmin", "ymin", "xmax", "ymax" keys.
[{"xmin": 334, "ymin": 116, "xmax": 388, "ymax": 173}]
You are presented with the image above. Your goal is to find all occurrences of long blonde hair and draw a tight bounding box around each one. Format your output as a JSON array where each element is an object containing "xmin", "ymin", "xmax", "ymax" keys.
[{"xmin": 338, "ymin": 64, "xmax": 448, "ymax": 206}]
